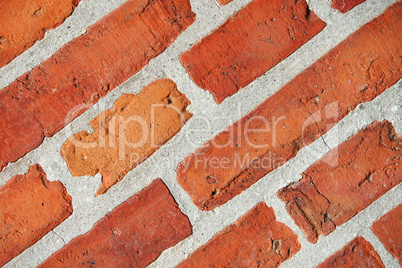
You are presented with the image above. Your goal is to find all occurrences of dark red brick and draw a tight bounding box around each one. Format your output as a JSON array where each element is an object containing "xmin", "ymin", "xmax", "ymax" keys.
[
  {"xmin": 181, "ymin": 0, "xmax": 325, "ymax": 103},
  {"xmin": 331, "ymin": 0, "xmax": 367, "ymax": 14},
  {"xmin": 0, "ymin": 165, "xmax": 73, "ymax": 267},
  {"xmin": 177, "ymin": 203, "xmax": 300, "ymax": 267},
  {"xmin": 372, "ymin": 204, "xmax": 402, "ymax": 266},
  {"xmin": 177, "ymin": 2, "xmax": 402, "ymax": 211},
  {"xmin": 0, "ymin": 0, "xmax": 195, "ymax": 172},
  {"xmin": 61, "ymin": 79, "xmax": 192, "ymax": 196},
  {"xmin": 38, "ymin": 179, "xmax": 192, "ymax": 268},
  {"xmin": 317, "ymin": 236, "xmax": 385, "ymax": 268},
  {"xmin": 0, "ymin": 0, "xmax": 81, "ymax": 68},
  {"xmin": 277, "ymin": 121, "xmax": 401, "ymax": 243}
]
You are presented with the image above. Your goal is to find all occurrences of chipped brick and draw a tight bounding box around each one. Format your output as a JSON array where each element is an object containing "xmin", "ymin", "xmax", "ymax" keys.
[
  {"xmin": 0, "ymin": 0, "xmax": 195, "ymax": 172},
  {"xmin": 277, "ymin": 121, "xmax": 401, "ymax": 243},
  {"xmin": 317, "ymin": 236, "xmax": 385, "ymax": 267},
  {"xmin": 177, "ymin": 2, "xmax": 402, "ymax": 211},
  {"xmin": 180, "ymin": 0, "xmax": 326, "ymax": 103},
  {"xmin": 61, "ymin": 79, "xmax": 192, "ymax": 196},
  {"xmin": 372, "ymin": 204, "xmax": 402, "ymax": 265},
  {"xmin": 0, "ymin": 0, "xmax": 81, "ymax": 67},
  {"xmin": 331, "ymin": 0, "xmax": 367, "ymax": 14},
  {"xmin": 177, "ymin": 203, "xmax": 300, "ymax": 267},
  {"xmin": 0, "ymin": 165, "xmax": 72, "ymax": 267},
  {"xmin": 38, "ymin": 179, "xmax": 192, "ymax": 268}
]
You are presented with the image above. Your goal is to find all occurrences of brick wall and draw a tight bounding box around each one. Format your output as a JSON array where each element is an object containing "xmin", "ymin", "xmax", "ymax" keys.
[{"xmin": 0, "ymin": 0, "xmax": 400, "ymax": 267}]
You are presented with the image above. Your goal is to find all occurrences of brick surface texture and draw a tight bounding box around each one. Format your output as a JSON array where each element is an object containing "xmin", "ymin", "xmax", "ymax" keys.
[
  {"xmin": 0, "ymin": 0, "xmax": 195, "ymax": 172},
  {"xmin": 0, "ymin": 0, "xmax": 401, "ymax": 266},
  {"xmin": 0, "ymin": 0, "xmax": 81, "ymax": 68},
  {"xmin": 38, "ymin": 179, "xmax": 192, "ymax": 268},
  {"xmin": 372, "ymin": 204, "xmax": 402, "ymax": 266},
  {"xmin": 316, "ymin": 236, "xmax": 385, "ymax": 267},
  {"xmin": 331, "ymin": 0, "xmax": 367, "ymax": 13},
  {"xmin": 177, "ymin": 2, "xmax": 402, "ymax": 211},
  {"xmin": 0, "ymin": 165, "xmax": 72, "ymax": 267},
  {"xmin": 277, "ymin": 121, "xmax": 401, "ymax": 243},
  {"xmin": 177, "ymin": 203, "xmax": 301, "ymax": 267},
  {"xmin": 61, "ymin": 79, "xmax": 192, "ymax": 196},
  {"xmin": 181, "ymin": 0, "xmax": 326, "ymax": 103}
]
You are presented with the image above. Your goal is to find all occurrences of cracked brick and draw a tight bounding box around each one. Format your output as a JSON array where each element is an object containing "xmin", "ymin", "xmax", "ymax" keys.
[
  {"xmin": 277, "ymin": 121, "xmax": 401, "ymax": 243},
  {"xmin": 61, "ymin": 79, "xmax": 192, "ymax": 196},
  {"xmin": 177, "ymin": 2, "xmax": 402, "ymax": 211}
]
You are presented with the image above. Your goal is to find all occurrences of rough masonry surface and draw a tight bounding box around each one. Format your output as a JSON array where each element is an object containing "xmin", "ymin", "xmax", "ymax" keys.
[
  {"xmin": 177, "ymin": 2, "xmax": 402, "ymax": 211},
  {"xmin": 61, "ymin": 79, "xmax": 192, "ymax": 196}
]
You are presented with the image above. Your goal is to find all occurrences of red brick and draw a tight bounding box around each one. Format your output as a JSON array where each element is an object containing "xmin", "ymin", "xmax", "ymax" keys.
[
  {"xmin": 180, "ymin": 0, "xmax": 326, "ymax": 103},
  {"xmin": 177, "ymin": 203, "xmax": 300, "ymax": 267},
  {"xmin": 277, "ymin": 121, "xmax": 401, "ymax": 243},
  {"xmin": 331, "ymin": 0, "xmax": 367, "ymax": 14},
  {"xmin": 0, "ymin": 0, "xmax": 81, "ymax": 68},
  {"xmin": 0, "ymin": 0, "xmax": 195, "ymax": 172},
  {"xmin": 39, "ymin": 179, "xmax": 192, "ymax": 268},
  {"xmin": 177, "ymin": 2, "xmax": 402, "ymax": 211},
  {"xmin": 217, "ymin": 0, "xmax": 233, "ymax": 6},
  {"xmin": 0, "ymin": 165, "xmax": 72, "ymax": 267},
  {"xmin": 372, "ymin": 204, "xmax": 402, "ymax": 266},
  {"xmin": 61, "ymin": 79, "xmax": 192, "ymax": 196},
  {"xmin": 317, "ymin": 236, "xmax": 385, "ymax": 267}
]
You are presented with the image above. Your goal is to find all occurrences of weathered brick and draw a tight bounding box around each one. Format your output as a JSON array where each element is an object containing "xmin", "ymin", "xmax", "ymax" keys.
[
  {"xmin": 0, "ymin": 0, "xmax": 195, "ymax": 172},
  {"xmin": 316, "ymin": 236, "xmax": 385, "ymax": 268},
  {"xmin": 372, "ymin": 204, "xmax": 402, "ymax": 266},
  {"xmin": 61, "ymin": 79, "xmax": 192, "ymax": 196},
  {"xmin": 0, "ymin": 165, "xmax": 72, "ymax": 267},
  {"xmin": 277, "ymin": 121, "xmax": 401, "ymax": 243},
  {"xmin": 331, "ymin": 0, "xmax": 367, "ymax": 14},
  {"xmin": 180, "ymin": 0, "xmax": 326, "ymax": 103},
  {"xmin": 0, "ymin": 0, "xmax": 81, "ymax": 68},
  {"xmin": 177, "ymin": 203, "xmax": 300, "ymax": 267},
  {"xmin": 177, "ymin": 2, "xmax": 402, "ymax": 211},
  {"xmin": 39, "ymin": 179, "xmax": 192, "ymax": 267}
]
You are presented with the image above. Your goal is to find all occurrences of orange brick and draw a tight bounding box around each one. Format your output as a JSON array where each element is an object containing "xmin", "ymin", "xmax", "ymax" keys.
[
  {"xmin": 331, "ymin": 0, "xmax": 367, "ymax": 13},
  {"xmin": 177, "ymin": 2, "xmax": 402, "ymax": 211},
  {"xmin": 61, "ymin": 79, "xmax": 192, "ymax": 196},
  {"xmin": 0, "ymin": 165, "xmax": 72, "ymax": 267},
  {"xmin": 39, "ymin": 179, "xmax": 192, "ymax": 268},
  {"xmin": 0, "ymin": 0, "xmax": 195, "ymax": 172},
  {"xmin": 177, "ymin": 203, "xmax": 300, "ymax": 267},
  {"xmin": 372, "ymin": 204, "xmax": 402, "ymax": 266},
  {"xmin": 317, "ymin": 236, "xmax": 385, "ymax": 268},
  {"xmin": 0, "ymin": 0, "xmax": 81, "ymax": 67},
  {"xmin": 181, "ymin": 0, "xmax": 325, "ymax": 103},
  {"xmin": 278, "ymin": 121, "xmax": 401, "ymax": 243}
]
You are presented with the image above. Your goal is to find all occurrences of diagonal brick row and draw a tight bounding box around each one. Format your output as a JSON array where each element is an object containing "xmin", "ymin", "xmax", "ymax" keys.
[
  {"xmin": 181, "ymin": 0, "xmax": 326, "ymax": 103},
  {"xmin": 0, "ymin": 0, "xmax": 81, "ymax": 68},
  {"xmin": 278, "ymin": 121, "xmax": 401, "ymax": 243},
  {"xmin": 0, "ymin": 0, "xmax": 401, "ymax": 267},
  {"xmin": 177, "ymin": 2, "xmax": 402, "ymax": 211},
  {"xmin": 0, "ymin": 0, "xmax": 195, "ymax": 172}
]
